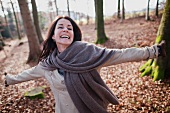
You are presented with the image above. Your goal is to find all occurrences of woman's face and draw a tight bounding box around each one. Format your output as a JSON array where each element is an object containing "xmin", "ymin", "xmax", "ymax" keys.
[{"xmin": 52, "ymin": 18, "xmax": 74, "ymax": 48}]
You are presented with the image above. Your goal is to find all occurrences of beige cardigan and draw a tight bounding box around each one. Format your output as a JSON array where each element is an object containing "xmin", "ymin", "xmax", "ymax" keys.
[{"xmin": 6, "ymin": 46, "xmax": 158, "ymax": 113}]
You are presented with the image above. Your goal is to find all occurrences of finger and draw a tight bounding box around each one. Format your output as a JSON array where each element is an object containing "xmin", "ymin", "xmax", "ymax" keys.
[{"xmin": 4, "ymin": 72, "xmax": 7, "ymax": 76}]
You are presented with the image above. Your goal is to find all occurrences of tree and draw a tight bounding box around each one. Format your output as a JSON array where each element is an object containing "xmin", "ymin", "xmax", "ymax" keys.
[
  {"xmin": 38, "ymin": 12, "xmax": 47, "ymax": 31},
  {"xmin": 0, "ymin": 0, "xmax": 12, "ymax": 38},
  {"xmin": 139, "ymin": 0, "xmax": 170, "ymax": 81},
  {"xmin": 94, "ymin": 0, "xmax": 108, "ymax": 44},
  {"xmin": 117, "ymin": 0, "xmax": 121, "ymax": 19},
  {"xmin": 121, "ymin": 0, "xmax": 125, "ymax": 21},
  {"xmin": 48, "ymin": 0, "xmax": 54, "ymax": 22},
  {"xmin": 145, "ymin": 0, "xmax": 150, "ymax": 20},
  {"xmin": 10, "ymin": 0, "xmax": 21, "ymax": 39},
  {"xmin": 67, "ymin": 0, "xmax": 70, "ymax": 17},
  {"xmin": 54, "ymin": 0, "xmax": 59, "ymax": 16},
  {"xmin": 31, "ymin": 0, "xmax": 44, "ymax": 44},
  {"xmin": 7, "ymin": 8, "xmax": 16, "ymax": 37},
  {"xmin": 86, "ymin": 0, "xmax": 90, "ymax": 25},
  {"xmin": 17, "ymin": 0, "xmax": 41, "ymax": 63},
  {"xmin": 155, "ymin": 0, "xmax": 159, "ymax": 17}
]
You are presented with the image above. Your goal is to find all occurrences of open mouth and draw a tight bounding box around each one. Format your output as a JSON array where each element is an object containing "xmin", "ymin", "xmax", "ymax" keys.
[{"xmin": 60, "ymin": 35, "xmax": 70, "ymax": 39}]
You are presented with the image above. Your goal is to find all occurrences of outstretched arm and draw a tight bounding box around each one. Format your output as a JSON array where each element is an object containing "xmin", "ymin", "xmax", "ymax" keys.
[
  {"xmin": 5, "ymin": 63, "xmax": 45, "ymax": 86},
  {"xmin": 101, "ymin": 41, "xmax": 166, "ymax": 67}
]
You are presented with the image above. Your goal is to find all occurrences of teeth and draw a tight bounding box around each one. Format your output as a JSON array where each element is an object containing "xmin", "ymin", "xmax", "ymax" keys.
[{"xmin": 61, "ymin": 35, "xmax": 69, "ymax": 39}]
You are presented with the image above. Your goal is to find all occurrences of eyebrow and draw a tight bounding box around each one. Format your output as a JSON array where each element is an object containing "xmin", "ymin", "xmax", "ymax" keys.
[{"xmin": 58, "ymin": 24, "xmax": 72, "ymax": 27}]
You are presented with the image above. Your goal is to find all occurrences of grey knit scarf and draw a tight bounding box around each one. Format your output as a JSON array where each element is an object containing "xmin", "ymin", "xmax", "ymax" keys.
[{"xmin": 40, "ymin": 41, "xmax": 119, "ymax": 113}]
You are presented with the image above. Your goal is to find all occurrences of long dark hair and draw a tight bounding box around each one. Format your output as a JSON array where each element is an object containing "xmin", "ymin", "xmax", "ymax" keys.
[{"xmin": 38, "ymin": 16, "xmax": 82, "ymax": 62}]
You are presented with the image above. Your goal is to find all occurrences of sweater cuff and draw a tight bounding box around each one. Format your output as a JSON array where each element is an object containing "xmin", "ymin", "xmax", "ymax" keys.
[{"xmin": 146, "ymin": 45, "xmax": 158, "ymax": 59}]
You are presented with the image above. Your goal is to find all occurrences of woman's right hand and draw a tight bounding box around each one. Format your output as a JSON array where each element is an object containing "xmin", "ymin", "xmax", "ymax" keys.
[{"xmin": 4, "ymin": 72, "xmax": 9, "ymax": 87}]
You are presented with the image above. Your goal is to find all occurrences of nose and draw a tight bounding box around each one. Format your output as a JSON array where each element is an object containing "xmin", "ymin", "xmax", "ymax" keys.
[{"xmin": 63, "ymin": 27, "xmax": 68, "ymax": 32}]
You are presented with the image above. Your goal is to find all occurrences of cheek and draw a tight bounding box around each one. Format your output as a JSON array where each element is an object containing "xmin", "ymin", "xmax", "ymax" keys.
[
  {"xmin": 71, "ymin": 32, "xmax": 74, "ymax": 39},
  {"xmin": 53, "ymin": 32, "xmax": 60, "ymax": 39}
]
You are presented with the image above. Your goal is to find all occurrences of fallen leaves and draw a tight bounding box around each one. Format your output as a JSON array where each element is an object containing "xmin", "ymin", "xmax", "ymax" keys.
[{"xmin": 0, "ymin": 16, "xmax": 170, "ymax": 113}]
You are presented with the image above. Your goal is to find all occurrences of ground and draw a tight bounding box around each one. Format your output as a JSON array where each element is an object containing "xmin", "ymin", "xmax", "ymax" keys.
[{"xmin": 0, "ymin": 16, "xmax": 170, "ymax": 113}]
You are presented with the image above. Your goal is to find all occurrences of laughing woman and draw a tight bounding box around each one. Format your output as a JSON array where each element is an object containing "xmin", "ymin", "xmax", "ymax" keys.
[{"xmin": 5, "ymin": 16, "xmax": 166, "ymax": 113}]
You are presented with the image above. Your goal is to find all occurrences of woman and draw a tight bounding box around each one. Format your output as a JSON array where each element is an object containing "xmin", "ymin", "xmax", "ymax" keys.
[{"xmin": 5, "ymin": 16, "xmax": 166, "ymax": 113}]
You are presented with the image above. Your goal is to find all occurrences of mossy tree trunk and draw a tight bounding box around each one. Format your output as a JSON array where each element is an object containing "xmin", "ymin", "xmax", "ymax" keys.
[
  {"xmin": 139, "ymin": 0, "xmax": 170, "ymax": 81},
  {"xmin": 94, "ymin": 0, "xmax": 108, "ymax": 44}
]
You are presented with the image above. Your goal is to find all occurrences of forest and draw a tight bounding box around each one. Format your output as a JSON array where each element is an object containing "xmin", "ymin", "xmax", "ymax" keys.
[{"xmin": 0, "ymin": 0, "xmax": 170, "ymax": 113}]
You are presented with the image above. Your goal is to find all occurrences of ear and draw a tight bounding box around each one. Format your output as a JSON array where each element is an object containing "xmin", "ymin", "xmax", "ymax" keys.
[{"xmin": 52, "ymin": 35, "xmax": 55, "ymax": 40}]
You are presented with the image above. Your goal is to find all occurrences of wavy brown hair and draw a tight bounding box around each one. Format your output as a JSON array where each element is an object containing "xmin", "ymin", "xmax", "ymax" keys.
[{"xmin": 38, "ymin": 16, "xmax": 82, "ymax": 62}]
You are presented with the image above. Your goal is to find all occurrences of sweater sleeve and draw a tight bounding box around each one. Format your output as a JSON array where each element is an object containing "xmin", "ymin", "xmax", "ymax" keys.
[
  {"xmin": 5, "ymin": 64, "xmax": 45, "ymax": 85},
  {"xmin": 101, "ymin": 45, "xmax": 158, "ymax": 67}
]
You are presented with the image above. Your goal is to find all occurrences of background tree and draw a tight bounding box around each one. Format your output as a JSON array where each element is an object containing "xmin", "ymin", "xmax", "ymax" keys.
[
  {"xmin": 9, "ymin": 0, "xmax": 21, "ymax": 39},
  {"xmin": 121, "ymin": 0, "xmax": 125, "ymax": 21},
  {"xmin": 54, "ymin": 0, "xmax": 58, "ymax": 16},
  {"xmin": 48, "ymin": 0, "xmax": 54, "ymax": 22},
  {"xmin": 145, "ymin": 0, "xmax": 150, "ymax": 20},
  {"xmin": 155, "ymin": 0, "xmax": 159, "ymax": 17},
  {"xmin": 0, "ymin": 0, "xmax": 12, "ymax": 38},
  {"xmin": 139, "ymin": 0, "xmax": 170, "ymax": 81},
  {"xmin": 94, "ymin": 0, "xmax": 108, "ymax": 44},
  {"xmin": 6, "ymin": 8, "xmax": 16, "ymax": 37},
  {"xmin": 17, "ymin": 0, "xmax": 41, "ymax": 63},
  {"xmin": 38, "ymin": 12, "xmax": 47, "ymax": 31},
  {"xmin": 67, "ymin": 0, "xmax": 70, "ymax": 17},
  {"xmin": 31, "ymin": 0, "xmax": 44, "ymax": 44},
  {"xmin": 117, "ymin": 0, "xmax": 121, "ymax": 19},
  {"xmin": 86, "ymin": 0, "xmax": 90, "ymax": 25}
]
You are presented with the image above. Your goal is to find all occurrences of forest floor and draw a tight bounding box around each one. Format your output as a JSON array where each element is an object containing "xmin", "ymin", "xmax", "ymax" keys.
[{"xmin": 0, "ymin": 15, "xmax": 170, "ymax": 113}]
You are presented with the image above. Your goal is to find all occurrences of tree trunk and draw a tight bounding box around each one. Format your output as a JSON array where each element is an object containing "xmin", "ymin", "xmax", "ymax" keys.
[
  {"xmin": 117, "ymin": 0, "xmax": 121, "ymax": 19},
  {"xmin": 10, "ymin": 0, "xmax": 21, "ymax": 39},
  {"xmin": 155, "ymin": 0, "xmax": 159, "ymax": 17},
  {"xmin": 121, "ymin": 0, "xmax": 125, "ymax": 22},
  {"xmin": 0, "ymin": 0, "xmax": 13, "ymax": 38},
  {"xmin": 94, "ymin": 0, "xmax": 97, "ymax": 29},
  {"xmin": 17, "ymin": 0, "xmax": 41, "ymax": 63},
  {"xmin": 94, "ymin": 0, "xmax": 108, "ymax": 44},
  {"xmin": 31, "ymin": 0, "xmax": 44, "ymax": 44},
  {"xmin": 145, "ymin": 0, "xmax": 150, "ymax": 20},
  {"xmin": 139, "ymin": 0, "xmax": 170, "ymax": 81},
  {"xmin": 67, "ymin": 0, "xmax": 70, "ymax": 17},
  {"xmin": 54, "ymin": 0, "xmax": 59, "ymax": 16}
]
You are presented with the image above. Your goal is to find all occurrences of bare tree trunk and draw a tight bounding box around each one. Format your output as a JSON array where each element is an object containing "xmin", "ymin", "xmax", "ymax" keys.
[
  {"xmin": 31, "ymin": 0, "xmax": 44, "ymax": 44},
  {"xmin": 48, "ymin": 0, "xmax": 53, "ymax": 22},
  {"xmin": 54, "ymin": 0, "xmax": 58, "ymax": 16},
  {"xmin": 155, "ymin": 0, "xmax": 159, "ymax": 17},
  {"xmin": 145, "ymin": 0, "xmax": 150, "ymax": 20},
  {"xmin": 17, "ymin": 0, "xmax": 41, "ymax": 63},
  {"xmin": 121, "ymin": 0, "xmax": 125, "ymax": 22},
  {"xmin": 0, "ymin": 0, "xmax": 13, "ymax": 38},
  {"xmin": 94, "ymin": 0, "xmax": 108, "ymax": 44},
  {"xmin": 117, "ymin": 0, "xmax": 121, "ymax": 19},
  {"xmin": 94, "ymin": 0, "xmax": 97, "ymax": 29},
  {"xmin": 67, "ymin": 0, "xmax": 70, "ymax": 17},
  {"xmin": 10, "ymin": 0, "xmax": 21, "ymax": 39},
  {"xmin": 86, "ymin": 0, "xmax": 90, "ymax": 25}
]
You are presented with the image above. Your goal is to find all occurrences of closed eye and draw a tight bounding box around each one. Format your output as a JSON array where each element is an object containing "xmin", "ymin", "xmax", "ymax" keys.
[
  {"xmin": 68, "ymin": 28, "xmax": 72, "ymax": 30},
  {"xmin": 58, "ymin": 26, "xmax": 63, "ymax": 29}
]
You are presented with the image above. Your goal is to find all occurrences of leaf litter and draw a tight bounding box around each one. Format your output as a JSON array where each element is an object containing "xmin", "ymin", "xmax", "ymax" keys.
[{"xmin": 0, "ymin": 16, "xmax": 170, "ymax": 113}]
